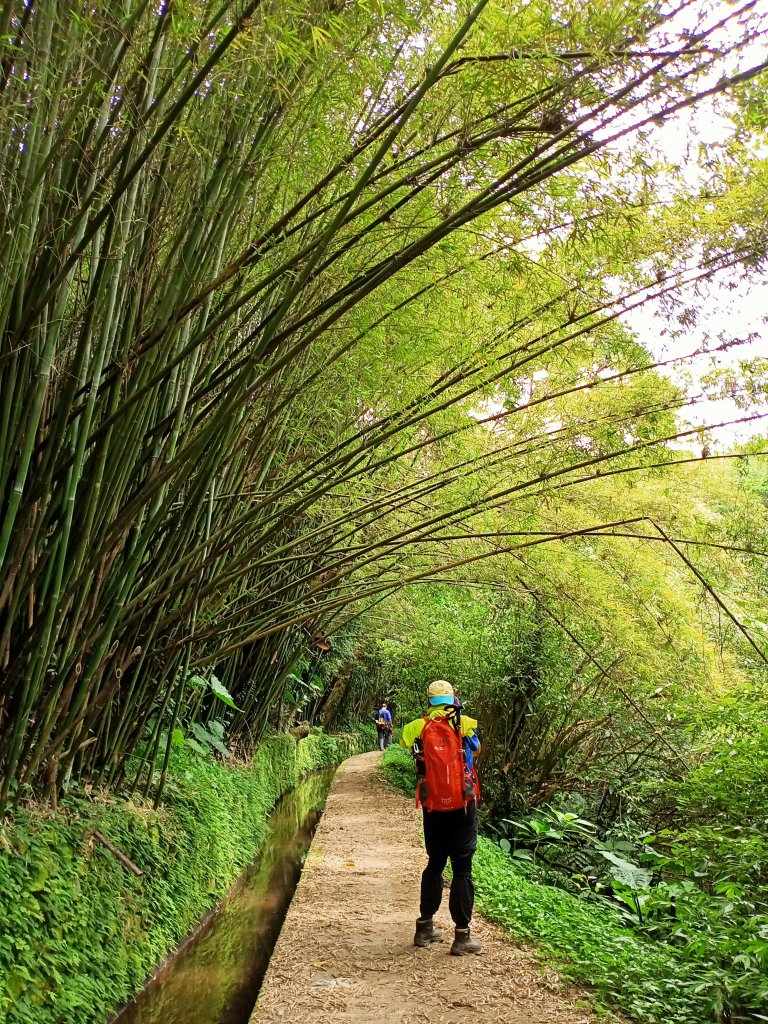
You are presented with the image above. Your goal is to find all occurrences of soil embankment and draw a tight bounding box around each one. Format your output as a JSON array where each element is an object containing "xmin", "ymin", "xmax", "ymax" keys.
[{"xmin": 253, "ymin": 751, "xmax": 593, "ymax": 1024}]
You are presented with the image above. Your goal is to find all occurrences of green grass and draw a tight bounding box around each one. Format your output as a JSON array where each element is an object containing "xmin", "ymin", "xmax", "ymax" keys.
[
  {"xmin": 378, "ymin": 745, "xmax": 725, "ymax": 1024},
  {"xmin": 0, "ymin": 731, "xmax": 366, "ymax": 1024},
  {"xmin": 473, "ymin": 839, "xmax": 726, "ymax": 1024}
]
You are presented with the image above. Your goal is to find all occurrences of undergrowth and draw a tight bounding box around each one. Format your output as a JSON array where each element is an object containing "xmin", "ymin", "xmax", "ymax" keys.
[
  {"xmin": 378, "ymin": 738, "xmax": 416, "ymax": 795},
  {"xmin": 473, "ymin": 839, "xmax": 726, "ymax": 1024},
  {"xmin": 0, "ymin": 731, "xmax": 366, "ymax": 1024}
]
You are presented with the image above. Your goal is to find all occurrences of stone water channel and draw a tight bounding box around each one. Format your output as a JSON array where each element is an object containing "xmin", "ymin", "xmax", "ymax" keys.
[{"xmin": 110, "ymin": 768, "xmax": 335, "ymax": 1024}]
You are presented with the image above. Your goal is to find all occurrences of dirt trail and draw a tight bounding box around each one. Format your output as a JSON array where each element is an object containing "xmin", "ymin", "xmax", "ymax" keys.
[{"xmin": 252, "ymin": 751, "xmax": 593, "ymax": 1024}]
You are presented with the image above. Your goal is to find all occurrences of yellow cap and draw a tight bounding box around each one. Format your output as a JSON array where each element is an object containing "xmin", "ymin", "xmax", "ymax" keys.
[{"xmin": 427, "ymin": 679, "xmax": 454, "ymax": 705}]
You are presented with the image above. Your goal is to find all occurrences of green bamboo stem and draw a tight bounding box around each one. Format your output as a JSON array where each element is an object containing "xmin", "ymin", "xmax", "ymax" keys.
[{"xmin": 1, "ymin": 0, "xmax": 766, "ymax": 805}]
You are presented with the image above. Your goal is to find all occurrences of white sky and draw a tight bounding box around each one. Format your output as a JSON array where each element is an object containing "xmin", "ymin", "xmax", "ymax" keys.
[{"xmin": 626, "ymin": 274, "xmax": 768, "ymax": 445}]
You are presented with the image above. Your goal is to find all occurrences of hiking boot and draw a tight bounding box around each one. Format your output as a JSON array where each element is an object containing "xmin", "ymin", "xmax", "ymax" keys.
[
  {"xmin": 413, "ymin": 917, "xmax": 443, "ymax": 947},
  {"xmin": 450, "ymin": 927, "xmax": 482, "ymax": 956}
]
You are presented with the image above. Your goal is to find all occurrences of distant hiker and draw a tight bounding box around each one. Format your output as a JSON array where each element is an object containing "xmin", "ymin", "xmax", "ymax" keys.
[
  {"xmin": 401, "ymin": 680, "xmax": 482, "ymax": 956},
  {"xmin": 375, "ymin": 702, "xmax": 393, "ymax": 750}
]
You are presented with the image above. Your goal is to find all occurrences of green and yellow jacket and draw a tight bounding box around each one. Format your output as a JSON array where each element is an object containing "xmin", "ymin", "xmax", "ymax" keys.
[{"xmin": 400, "ymin": 705, "xmax": 479, "ymax": 748}]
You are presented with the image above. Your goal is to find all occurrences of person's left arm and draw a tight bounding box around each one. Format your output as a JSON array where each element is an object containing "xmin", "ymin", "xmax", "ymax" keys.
[
  {"xmin": 400, "ymin": 718, "xmax": 423, "ymax": 747},
  {"xmin": 461, "ymin": 716, "xmax": 480, "ymax": 753}
]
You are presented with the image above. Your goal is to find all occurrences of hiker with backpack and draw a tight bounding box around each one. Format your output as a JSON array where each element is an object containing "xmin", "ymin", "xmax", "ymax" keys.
[
  {"xmin": 400, "ymin": 679, "xmax": 482, "ymax": 956},
  {"xmin": 375, "ymin": 702, "xmax": 393, "ymax": 750}
]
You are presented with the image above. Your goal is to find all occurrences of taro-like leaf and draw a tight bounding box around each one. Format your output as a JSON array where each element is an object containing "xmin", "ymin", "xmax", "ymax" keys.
[
  {"xmin": 190, "ymin": 722, "xmax": 213, "ymax": 744},
  {"xmin": 209, "ymin": 675, "xmax": 240, "ymax": 710},
  {"xmin": 597, "ymin": 849, "xmax": 652, "ymax": 889},
  {"xmin": 186, "ymin": 738, "xmax": 209, "ymax": 755}
]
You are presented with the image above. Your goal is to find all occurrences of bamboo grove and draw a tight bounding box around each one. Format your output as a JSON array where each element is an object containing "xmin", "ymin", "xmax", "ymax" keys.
[{"xmin": 2, "ymin": 0, "xmax": 768, "ymax": 809}]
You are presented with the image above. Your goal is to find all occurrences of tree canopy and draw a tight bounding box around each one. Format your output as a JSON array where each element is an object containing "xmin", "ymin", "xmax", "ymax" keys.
[{"xmin": 1, "ymin": 0, "xmax": 767, "ymax": 811}]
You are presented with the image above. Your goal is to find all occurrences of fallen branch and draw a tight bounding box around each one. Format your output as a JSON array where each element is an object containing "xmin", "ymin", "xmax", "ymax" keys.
[{"xmin": 92, "ymin": 830, "xmax": 143, "ymax": 877}]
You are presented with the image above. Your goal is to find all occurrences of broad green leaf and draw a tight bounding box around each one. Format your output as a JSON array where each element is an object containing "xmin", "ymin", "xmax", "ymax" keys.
[{"xmin": 209, "ymin": 677, "xmax": 240, "ymax": 711}]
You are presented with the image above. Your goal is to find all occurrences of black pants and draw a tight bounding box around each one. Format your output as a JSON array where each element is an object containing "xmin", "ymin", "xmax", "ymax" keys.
[
  {"xmin": 419, "ymin": 802, "xmax": 477, "ymax": 929},
  {"xmin": 377, "ymin": 727, "xmax": 390, "ymax": 750}
]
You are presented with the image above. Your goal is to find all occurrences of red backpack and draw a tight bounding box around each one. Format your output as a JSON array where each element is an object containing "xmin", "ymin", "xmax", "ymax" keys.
[{"xmin": 415, "ymin": 715, "xmax": 479, "ymax": 811}]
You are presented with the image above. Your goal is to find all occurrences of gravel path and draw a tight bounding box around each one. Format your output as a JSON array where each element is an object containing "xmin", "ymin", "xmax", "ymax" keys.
[{"xmin": 251, "ymin": 751, "xmax": 594, "ymax": 1024}]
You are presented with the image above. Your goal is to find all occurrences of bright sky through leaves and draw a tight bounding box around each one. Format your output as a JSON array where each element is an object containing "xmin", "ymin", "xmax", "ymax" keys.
[{"xmin": 621, "ymin": 0, "xmax": 768, "ymax": 445}]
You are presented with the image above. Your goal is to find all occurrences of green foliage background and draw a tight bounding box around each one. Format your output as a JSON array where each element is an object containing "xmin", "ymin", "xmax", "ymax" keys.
[
  {"xmin": 473, "ymin": 839, "xmax": 716, "ymax": 1024},
  {"xmin": 3, "ymin": 0, "xmax": 768, "ymax": 809},
  {"xmin": 0, "ymin": 732, "xmax": 366, "ymax": 1024}
]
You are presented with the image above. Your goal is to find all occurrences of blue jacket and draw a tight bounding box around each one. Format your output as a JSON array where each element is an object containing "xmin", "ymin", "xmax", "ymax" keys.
[
  {"xmin": 376, "ymin": 707, "xmax": 392, "ymax": 727},
  {"xmin": 463, "ymin": 732, "xmax": 480, "ymax": 769}
]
